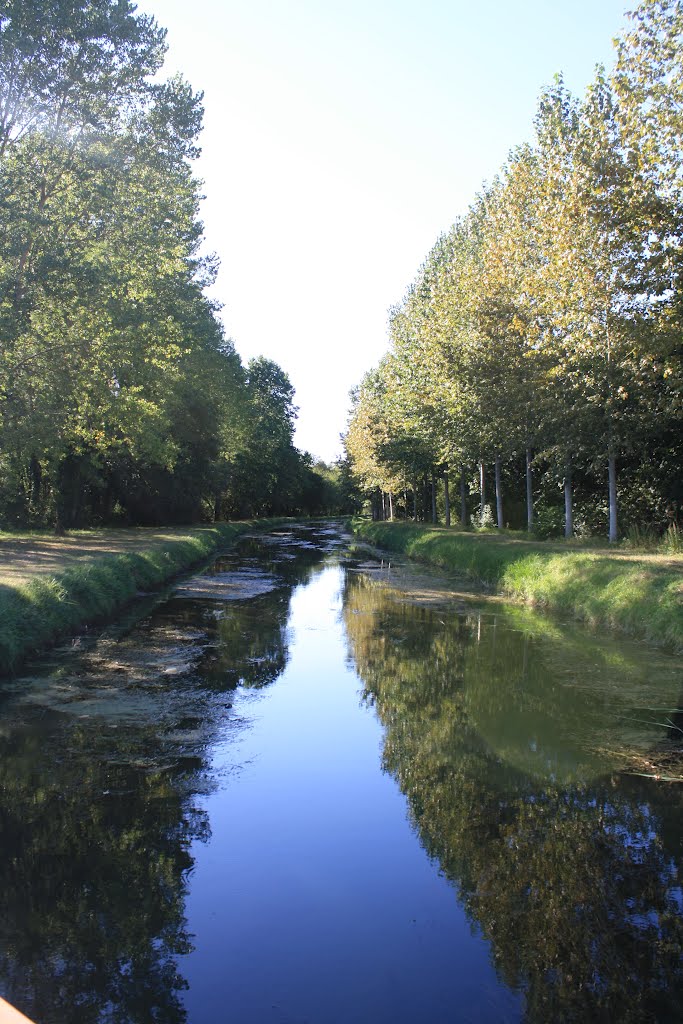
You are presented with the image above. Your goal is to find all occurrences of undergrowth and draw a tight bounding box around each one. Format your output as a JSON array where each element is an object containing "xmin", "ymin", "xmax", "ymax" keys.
[{"xmin": 352, "ymin": 520, "xmax": 683, "ymax": 651}]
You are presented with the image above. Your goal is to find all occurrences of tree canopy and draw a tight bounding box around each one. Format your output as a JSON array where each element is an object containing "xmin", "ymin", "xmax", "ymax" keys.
[
  {"xmin": 345, "ymin": 0, "xmax": 683, "ymax": 540},
  {"xmin": 0, "ymin": 0, "xmax": 349, "ymax": 527}
]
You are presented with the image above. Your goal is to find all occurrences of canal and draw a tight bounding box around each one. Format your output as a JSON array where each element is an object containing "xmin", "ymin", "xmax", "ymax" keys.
[{"xmin": 0, "ymin": 523, "xmax": 682, "ymax": 1023}]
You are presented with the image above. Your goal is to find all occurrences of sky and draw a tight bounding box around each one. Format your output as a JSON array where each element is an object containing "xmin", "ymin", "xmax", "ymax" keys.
[{"xmin": 139, "ymin": 0, "xmax": 632, "ymax": 463}]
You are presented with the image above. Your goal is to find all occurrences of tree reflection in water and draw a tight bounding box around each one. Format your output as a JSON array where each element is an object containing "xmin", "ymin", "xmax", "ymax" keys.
[
  {"xmin": 0, "ymin": 527, "xmax": 330, "ymax": 1024},
  {"xmin": 343, "ymin": 571, "xmax": 683, "ymax": 1023},
  {"xmin": 0, "ymin": 719, "xmax": 201, "ymax": 1024}
]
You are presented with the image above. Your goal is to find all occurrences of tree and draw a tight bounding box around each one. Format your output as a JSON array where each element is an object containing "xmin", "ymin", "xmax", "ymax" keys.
[
  {"xmin": 532, "ymin": 70, "xmax": 680, "ymax": 541},
  {"xmin": 224, "ymin": 357, "xmax": 302, "ymax": 517},
  {"xmin": 0, "ymin": 1, "xmax": 240, "ymax": 527}
]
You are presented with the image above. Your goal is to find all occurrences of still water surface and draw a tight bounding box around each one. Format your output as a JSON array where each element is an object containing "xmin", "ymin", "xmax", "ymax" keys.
[{"xmin": 0, "ymin": 524, "xmax": 682, "ymax": 1023}]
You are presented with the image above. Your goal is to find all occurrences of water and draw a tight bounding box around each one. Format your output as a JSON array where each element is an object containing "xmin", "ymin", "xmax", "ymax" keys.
[{"xmin": 0, "ymin": 524, "xmax": 682, "ymax": 1023}]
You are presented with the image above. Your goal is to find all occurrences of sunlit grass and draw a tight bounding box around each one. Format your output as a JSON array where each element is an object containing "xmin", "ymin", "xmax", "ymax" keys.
[{"xmin": 352, "ymin": 520, "xmax": 683, "ymax": 651}]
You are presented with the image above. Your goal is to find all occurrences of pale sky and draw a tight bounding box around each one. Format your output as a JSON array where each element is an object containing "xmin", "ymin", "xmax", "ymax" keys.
[{"xmin": 139, "ymin": 0, "xmax": 631, "ymax": 462}]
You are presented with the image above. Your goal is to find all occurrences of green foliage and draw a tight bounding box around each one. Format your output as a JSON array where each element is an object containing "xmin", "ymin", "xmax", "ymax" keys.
[
  {"xmin": 622, "ymin": 523, "xmax": 661, "ymax": 550},
  {"xmin": 662, "ymin": 522, "xmax": 683, "ymax": 554},
  {"xmin": 345, "ymin": 3, "xmax": 683, "ymax": 543},
  {"xmin": 532, "ymin": 504, "xmax": 566, "ymax": 540},
  {"xmin": 305, "ymin": 458, "xmax": 363, "ymax": 515},
  {"xmin": 475, "ymin": 503, "xmax": 495, "ymax": 530},
  {"xmin": 0, "ymin": 3, "xmax": 335, "ymax": 528}
]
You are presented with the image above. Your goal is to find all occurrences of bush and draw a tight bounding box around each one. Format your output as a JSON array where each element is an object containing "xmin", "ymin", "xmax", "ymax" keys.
[
  {"xmin": 661, "ymin": 523, "xmax": 683, "ymax": 555},
  {"xmin": 532, "ymin": 504, "xmax": 565, "ymax": 539}
]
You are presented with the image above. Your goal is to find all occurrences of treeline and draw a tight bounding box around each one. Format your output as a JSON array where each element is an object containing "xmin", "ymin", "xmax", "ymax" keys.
[
  {"xmin": 0, "ymin": 1, "xmax": 355, "ymax": 529},
  {"xmin": 346, "ymin": 0, "xmax": 683, "ymax": 542}
]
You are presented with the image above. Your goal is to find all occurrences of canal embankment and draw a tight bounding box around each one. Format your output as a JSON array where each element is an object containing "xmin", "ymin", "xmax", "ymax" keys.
[
  {"xmin": 0, "ymin": 521, "xmax": 282, "ymax": 674},
  {"xmin": 351, "ymin": 520, "xmax": 683, "ymax": 651}
]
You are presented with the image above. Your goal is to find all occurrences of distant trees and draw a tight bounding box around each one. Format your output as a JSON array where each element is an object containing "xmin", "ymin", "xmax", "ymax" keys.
[
  {"xmin": 0, "ymin": 0, "xmax": 341, "ymax": 526},
  {"xmin": 345, "ymin": 0, "xmax": 683, "ymax": 540},
  {"xmin": 222, "ymin": 357, "xmax": 304, "ymax": 518}
]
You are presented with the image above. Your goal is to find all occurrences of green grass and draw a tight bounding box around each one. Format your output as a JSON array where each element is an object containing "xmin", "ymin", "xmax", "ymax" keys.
[
  {"xmin": 0, "ymin": 521, "xmax": 276, "ymax": 674},
  {"xmin": 351, "ymin": 520, "xmax": 683, "ymax": 651}
]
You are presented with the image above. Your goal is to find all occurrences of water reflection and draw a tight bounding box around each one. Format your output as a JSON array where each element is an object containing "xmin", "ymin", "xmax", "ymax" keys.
[
  {"xmin": 1, "ymin": 524, "xmax": 681, "ymax": 1023},
  {"xmin": 343, "ymin": 571, "xmax": 683, "ymax": 1022},
  {"xmin": 0, "ymin": 524, "xmax": 333, "ymax": 1024},
  {"xmin": 0, "ymin": 720, "xmax": 202, "ymax": 1024}
]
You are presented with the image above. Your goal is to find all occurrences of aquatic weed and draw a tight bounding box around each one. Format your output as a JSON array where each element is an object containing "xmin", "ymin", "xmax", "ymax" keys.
[{"xmin": 0, "ymin": 520, "xmax": 286, "ymax": 673}]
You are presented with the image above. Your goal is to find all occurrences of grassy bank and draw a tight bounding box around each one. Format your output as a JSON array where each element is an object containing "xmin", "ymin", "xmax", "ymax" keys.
[
  {"xmin": 351, "ymin": 520, "xmax": 683, "ymax": 651},
  {"xmin": 0, "ymin": 521, "xmax": 271, "ymax": 674}
]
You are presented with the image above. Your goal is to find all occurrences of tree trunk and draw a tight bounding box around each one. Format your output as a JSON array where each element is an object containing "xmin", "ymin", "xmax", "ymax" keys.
[
  {"xmin": 443, "ymin": 467, "xmax": 450, "ymax": 527},
  {"xmin": 526, "ymin": 447, "xmax": 534, "ymax": 533},
  {"xmin": 479, "ymin": 461, "xmax": 486, "ymax": 525},
  {"xmin": 99, "ymin": 482, "xmax": 115, "ymax": 524},
  {"xmin": 460, "ymin": 464, "xmax": 468, "ymax": 527},
  {"xmin": 70, "ymin": 482, "xmax": 81, "ymax": 528},
  {"xmin": 56, "ymin": 455, "xmax": 86, "ymax": 531},
  {"xmin": 564, "ymin": 459, "xmax": 573, "ymax": 539},
  {"xmin": 29, "ymin": 455, "xmax": 42, "ymax": 509},
  {"xmin": 430, "ymin": 473, "xmax": 437, "ymax": 523},
  {"xmin": 608, "ymin": 452, "xmax": 618, "ymax": 543},
  {"xmin": 388, "ymin": 491, "xmax": 394, "ymax": 521},
  {"xmin": 54, "ymin": 459, "xmax": 70, "ymax": 534},
  {"xmin": 495, "ymin": 454, "xmax": 503, "ymax": 529},
  {"xmin": 412, "ymin": 482, "xmax": 418, "ymax": 522}
]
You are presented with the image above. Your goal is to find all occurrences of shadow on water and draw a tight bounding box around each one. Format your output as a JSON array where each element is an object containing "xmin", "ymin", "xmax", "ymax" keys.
[
  {"xmin": 342, "ymin": 569, "xmax": 683, "ymax": 1023},
  {"xmin": 0, "ymin": 523, "xmax": 336, "ymax": 1024}
]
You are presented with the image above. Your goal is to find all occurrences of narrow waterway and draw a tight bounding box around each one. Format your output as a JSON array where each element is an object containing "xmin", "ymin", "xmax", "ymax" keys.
[{"xmin": 0, "ymin": 524, "xmax": 682, "ymax": 1023}]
